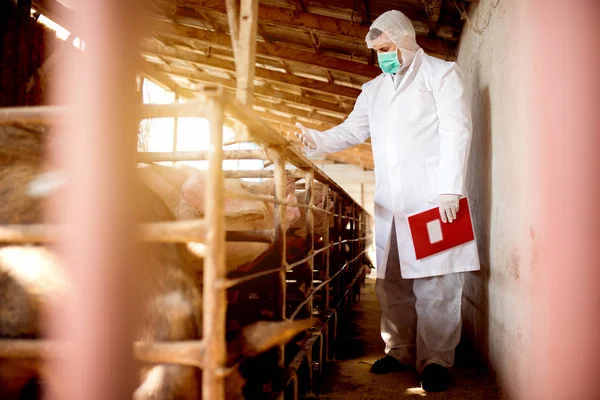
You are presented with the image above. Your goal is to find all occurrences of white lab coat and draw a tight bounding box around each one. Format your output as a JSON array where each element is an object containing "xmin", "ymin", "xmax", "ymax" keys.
[{"xmin": 306, "ymin": 49, "xmax": 480, "ymax": 279}]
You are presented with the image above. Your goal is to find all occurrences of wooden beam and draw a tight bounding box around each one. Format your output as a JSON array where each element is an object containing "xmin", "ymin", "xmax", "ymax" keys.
[
  {"xmin": 148, "ymin": 18, "xmax": 380, "ymax": 79},
  {"xmin": 26, "ymin": 32, "xmax": 74, "ymax": 93},
  {"xmin": 157, "ymin": 4, "xmax": 457, "ymax": 59},
  {"xmin": 271, "ymin": 123, "xmax": 374, "ymax": 169},
  {"xmin": 235, "ymin": 0, "xmax": 258, "ymax": 105},
  {"xmin": 260, "ymin": 0, "xmax": 302, "ymax": 10},
  {"xmin": 140, "ymin": 40, "xmax": 362, "ymax": 100},
  {"xmin": 148, "ymin": 62, "xmax": 351, "ymax": 115},
  {"xmin": 157, "ymin": 1, "xmax": 461, "ymax": 41},
  {"xmin": 224, "ymin": 0, "xmax": 240, "ymax": 58},
  {"xmin": 422, "ymin": 0, "xmax": 443, "ymax": 37},
  {"xmin": 253, "ymin": 98, "xmax": 343, "ymax": 125},
  {"xmin": 254, "ymin": 109, "xmax": 333, "ymax": 131},
  {"xmin": 138, "ymin": 59, "xmax": 196, "ymax": 99},
  {"xmin": 428, "ymin": 0, "xmax": 444, "ymax": 23},
  {"xmin": 350, "ymin": 0, "xmax": 370, "ymax": 24},
  {"xmin": 228, "ymin": 0, "xmax": 258, "ymax": 141}
]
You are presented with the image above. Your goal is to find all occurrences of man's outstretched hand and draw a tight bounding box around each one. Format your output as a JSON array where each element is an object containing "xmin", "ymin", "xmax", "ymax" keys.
[{"xmin": 294, "ymin": 122, "xmax": 317, "ymax": 150}]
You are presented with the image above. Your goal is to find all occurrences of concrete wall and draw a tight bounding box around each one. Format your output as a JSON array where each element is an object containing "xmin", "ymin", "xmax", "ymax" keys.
[{"xmin": 456, "ymin": 1, "xmax": 531, "ymax": 397}]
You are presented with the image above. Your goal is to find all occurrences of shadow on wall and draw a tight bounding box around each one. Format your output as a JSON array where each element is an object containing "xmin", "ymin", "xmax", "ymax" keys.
[{"xmin": 456, "ymin": 67, "xmax": 493, "ymax": 369}]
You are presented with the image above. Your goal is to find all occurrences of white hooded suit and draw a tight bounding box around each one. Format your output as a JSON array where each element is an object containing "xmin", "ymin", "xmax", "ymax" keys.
[{"xmin": 303, "ymin": 11, "xmax": 480, "ymax": 372}]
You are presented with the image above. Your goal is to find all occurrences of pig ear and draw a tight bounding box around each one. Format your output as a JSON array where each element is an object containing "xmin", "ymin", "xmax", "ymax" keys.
[{"xmin": 233, "ymin": 319, "xmax": 316, "ymax": 359}]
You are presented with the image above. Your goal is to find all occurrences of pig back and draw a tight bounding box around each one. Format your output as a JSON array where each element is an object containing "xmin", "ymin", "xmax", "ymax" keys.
[{"xmin": 0, "ymin": 125, "xmax": 47, "ymax": 224}]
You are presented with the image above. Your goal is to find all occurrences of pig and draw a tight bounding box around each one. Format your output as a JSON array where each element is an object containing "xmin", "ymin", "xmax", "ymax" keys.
[
  {"xmin": 137, "ymin": 164, "xmax": 303, "ymax": 273},
  {"xmin": 176, "ymin": 170, "xmax": 302, "ymax": 272},
  {"xmin": 0, "ymin": 181, "xmax": 313, "ymax": 400},
  {"xmin": 0, "ymin": 124, "xmax": 47, "ymax": 224},
  {"xmin": 0, "ymin": 125, "xmax": 313, "ymax": 398}
]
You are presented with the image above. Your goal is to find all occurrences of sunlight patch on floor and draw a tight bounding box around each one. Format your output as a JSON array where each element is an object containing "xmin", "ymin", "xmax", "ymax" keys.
[{"xmin": 403, "ymin": 387, "xmax": 428, "ymax": 396}]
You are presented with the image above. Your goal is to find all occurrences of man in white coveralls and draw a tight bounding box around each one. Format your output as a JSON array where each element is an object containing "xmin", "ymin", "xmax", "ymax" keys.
[{"xmin": 295, "ymin": 10, "xmax": 480, "ymax": 392}]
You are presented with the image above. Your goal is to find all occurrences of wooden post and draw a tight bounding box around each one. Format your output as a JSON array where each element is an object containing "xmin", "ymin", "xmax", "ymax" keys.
[
  {"xmin": 321, "ymin": 184, "xmax": 331, "ymax": 361},
  {"xmin": 304, "ymin": 170, "xmax": 315, "ymax": 318},
  {"xmin": 360, "ymin": 182, "xmax": 365, "ymax": 207},
  {"xmin": 225, "ymin": 0, "xmax": 240, "ymax": 59},
  {"xmin": 529, "ymin": 2, "xmax": 600, "ymax": 399},
  {"xmin": 235, "ymin": 0, "xmax": 259, "ymax": 105},
  {"xmin": 304, "ymin": 170, "xmax": 315, "ymax": 394},
  {"xmin": 202, "ymin": 100, "xmax": 227, "ymax": 400},
  {"xmin": 272, "ymin": 149, "xmax": 287, "ymax": 366},
  {"xmin": 352, "ymin": 204, "xmax": 357, "ymax": 304},
  {"xmin": 336, "ymin": 196, "xmax": 343, "ymax": 297},
  {"xmin": 227, "ymin": 0, "xmax": 259, "ymax": 142},
  {"xmin": 172, "ymin": 94, "xmax": 179, "ymax": 166},
  {"xmin": 46, "ymin": 0, "xmax": 142, "ymax": 398}
]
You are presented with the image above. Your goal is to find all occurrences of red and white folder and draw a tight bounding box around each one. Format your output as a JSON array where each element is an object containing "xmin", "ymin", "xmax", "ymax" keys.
[{"xmin": 407, "ymin": 197, "xmax": 475, "ymax": 260}]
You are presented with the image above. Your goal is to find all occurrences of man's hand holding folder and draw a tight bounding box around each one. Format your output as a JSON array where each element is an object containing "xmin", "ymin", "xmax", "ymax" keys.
[{"xmin": 408, "ymin": 197, "xmax": 475, "ymax": 260}]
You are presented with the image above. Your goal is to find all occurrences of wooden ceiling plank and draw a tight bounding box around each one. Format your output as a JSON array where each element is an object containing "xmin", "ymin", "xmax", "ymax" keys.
[
  {"xmin": 138, "ymin": 60, "xmax": 196, "ymax": 99},
  {"xmin": 254, "ymin": 109, "xmax": 332, "ymax": 131},
  {"xmin": 148, "ymin": 18, "xmax": 381, "ymax": 78},
  {"xmin": 155, "ymin": 0, "xmax": 461, "ymax": 41},
  {"xmin": 253, "ymin": 98, "xmax": 343, "ymax": 125},
  {"xmin": 140, "ymin": 41, "xmax": 362, "ymax": 100},
  {"xmin": 150, "ymin": 63, "xmax": 351, "ymax": 115}
]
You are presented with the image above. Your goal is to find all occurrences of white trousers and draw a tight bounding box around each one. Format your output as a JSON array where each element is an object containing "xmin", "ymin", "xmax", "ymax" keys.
[{"xmin": 375, "ymin": 223, "xmax": 464, "ymax": 373}]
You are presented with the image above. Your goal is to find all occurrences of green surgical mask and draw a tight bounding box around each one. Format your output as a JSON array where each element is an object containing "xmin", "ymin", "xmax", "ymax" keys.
[{"xmin": 377, "ymin": 50, "xmax": 401, "ymax": 74}]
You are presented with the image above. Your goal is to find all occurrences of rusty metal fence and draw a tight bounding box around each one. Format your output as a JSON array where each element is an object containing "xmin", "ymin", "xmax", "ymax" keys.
[{"xmin": 0, "ymin": 85, "xmax": 372, "ymax": 399}]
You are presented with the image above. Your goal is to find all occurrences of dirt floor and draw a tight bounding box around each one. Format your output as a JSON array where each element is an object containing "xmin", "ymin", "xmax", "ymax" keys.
[{"xmin": 313, "ymin": 278, "xmax": 504, "ymax": 399}]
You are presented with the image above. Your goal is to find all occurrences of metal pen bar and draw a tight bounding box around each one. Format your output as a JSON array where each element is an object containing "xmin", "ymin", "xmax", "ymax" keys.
[
  {"xmin": 336, "ymin": 196, "xmax": 343, "ymax": 298},
  {"xmin": 221, "ymin": 236, "xmax": 373, "ymax": 289},
  {"xmin": 222, "ymin": 191, "xmax": 334, "ymax": 215},
  {"xmin": 202, "ymin": 100, "xmax": 227, "ymax": 400},
  {"xmin": 289, "ymin": 250, "xmax": 369, "ymax": 320},
  {"xmin": 333, "ymin": 214, "xmax": 361, "ymax": 221},
  {"xmin": 219, "ymin": 264, "xmax": 290, "ymax": 289},
  {"xmin": 352, "ymin": 204, "xmax": 357, "ymax": 298},
  {"xmin": 286, "ymin": 244, "xmax": 329, "ymax": 271}
]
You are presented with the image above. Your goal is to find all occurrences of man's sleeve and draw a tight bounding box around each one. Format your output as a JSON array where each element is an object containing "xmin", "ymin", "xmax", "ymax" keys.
[
  {"xmin": 305, "ymin": 90, "xmax": 370, "ymax": 157},
  {"xmin": 432, "ymin": 62, "xmax": 472, "ymax": 195}
]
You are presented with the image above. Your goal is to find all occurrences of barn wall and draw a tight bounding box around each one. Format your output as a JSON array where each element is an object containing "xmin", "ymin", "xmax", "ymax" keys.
[
  {"xmin": 314, "ymin": 163, "xmax": 375, "ymax": 217},
  {"xmin": 456, "ymin": 0, "xmax": 531, "ymax": 398}
]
